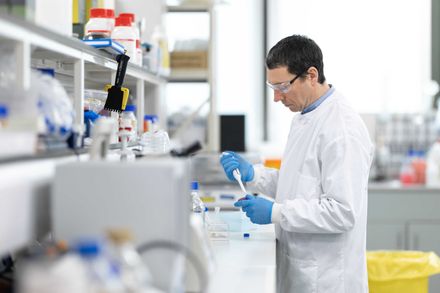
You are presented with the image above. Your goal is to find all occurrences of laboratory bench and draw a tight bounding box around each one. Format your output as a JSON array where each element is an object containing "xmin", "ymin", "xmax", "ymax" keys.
[{"xmin": 207, "ymin": 216, "xmax": 276, "ymax": 293}]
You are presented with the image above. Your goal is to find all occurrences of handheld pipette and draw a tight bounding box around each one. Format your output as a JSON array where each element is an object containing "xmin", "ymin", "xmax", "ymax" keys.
[
  {"xmin": 221, "ymin": 152, "xmax": 249, "ymax": 200},
  {"xmin": 232, "ymin": 169, "xmax": 247, "ymax": 195}
]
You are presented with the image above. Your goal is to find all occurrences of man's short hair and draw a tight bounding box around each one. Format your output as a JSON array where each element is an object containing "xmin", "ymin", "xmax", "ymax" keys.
[{"xmin": 266, "ymin": 35, "xmax": 326, "ymax": 84}]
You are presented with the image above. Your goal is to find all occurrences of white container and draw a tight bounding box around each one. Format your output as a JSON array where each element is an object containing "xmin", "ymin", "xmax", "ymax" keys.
[
  {"xmin": 85, "ymin": 8, "xmax": 111, "ymax": 40},
  {"xmin": 119, "ymin": 13, "xmax": 142, "ymax": 66},
  {"xmin": 112, "ymin": 16, "xmax": 137, "ymax": 62},
  {"xmin": 119, "ymin": 104, "xmax": 137, "ymax": 142},
  {"xmin": 426, "ymin": 141, "xmax": 440, "ymax": 187},
  {"xmin": 105, "ymin": 9, "xmax": 115, "ymax": 32}
]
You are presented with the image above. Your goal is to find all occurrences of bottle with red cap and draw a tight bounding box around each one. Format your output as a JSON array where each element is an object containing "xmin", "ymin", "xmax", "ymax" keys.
[
  {"xmin": 112, "ymin": 16, "xmax": 137, "ymax": 62},
  {"xmin": 119, "ymin": 13, "xmax": 142, "ymax": 66},
  {"xmin": 105, "ymin": 9, "xmax": 115, "ymax": 32},
  {"xmin": 84, "ymin": 8, "xmax": 111, "ymax": 40}
]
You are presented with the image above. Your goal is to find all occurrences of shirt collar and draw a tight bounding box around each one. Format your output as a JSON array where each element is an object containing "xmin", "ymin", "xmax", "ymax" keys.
[{"xmin": 301, "ymin": 85, "xmax": 334, "ymax": 115}]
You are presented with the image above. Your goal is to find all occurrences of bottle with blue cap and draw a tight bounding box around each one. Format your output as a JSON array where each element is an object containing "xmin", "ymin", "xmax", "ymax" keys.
[
  {"xmin": 191, "ymin": 181, "xmax": 207, "ymax": 225},
  {"xmin": 76, "ymin": 239, "xmax": 125, "ymax": 292},
  {"xmin": 191, "ymin": 181, "xmax": 205, "ymax": 213},
  {"xmin": 119, "ymin": 104, "xmax": 137, "ymax": 142},
  {"xmin": 0, "ymin": 104, "xmax": 8, "ymax": 129}
]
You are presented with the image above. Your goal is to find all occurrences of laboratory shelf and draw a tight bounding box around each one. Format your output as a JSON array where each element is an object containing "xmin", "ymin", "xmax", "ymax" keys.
[
  {"xmin": 0, "ymin": 13, "xmax": 166, "ymax": 156},
  {"xmin": 166, "ymin": 4, "xmax": 210, "ymax": 13},
  {"xmin": 169, "ymin": 69, "xmax": 208, "ymax": 82},
  {"xmin": 0, "ymin": 149, "xmax": 87, "ymax": 165}
]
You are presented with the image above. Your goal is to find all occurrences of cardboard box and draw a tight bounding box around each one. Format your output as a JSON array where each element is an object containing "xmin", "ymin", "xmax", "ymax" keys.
[{"xmin": 170, "ymin": 51, "xmax": 208, "ymax": 69}]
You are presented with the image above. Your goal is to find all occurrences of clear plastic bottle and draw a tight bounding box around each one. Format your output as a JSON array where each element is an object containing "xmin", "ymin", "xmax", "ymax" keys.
[
  {"xmin": 107, "ymin": 229, "xmax": 154, "ymax": 293},
  {"xmin": 76, "ymin": 239, "xmax": 125, "ymax": 293},
  {"xmin": 119, "ymin": 104, "xmax": 137, "ymax": 142},
  {"xmin": 151, "ymin": 25, "xmax": 170, "ymax": 75},
  {"xmin": 85, "ymin": 8, "xmax": 111, "ymax": 40},
  {"xmin": 112, "ymin": 16, "xmax": 137, "ymax": 62},
  {"xmin": 426, "ymin": 139, "xmax": 440, "ymax": 187},
  {"xmin": 191, "ymin": 181, "xmax": 205, "ymax": 213}
]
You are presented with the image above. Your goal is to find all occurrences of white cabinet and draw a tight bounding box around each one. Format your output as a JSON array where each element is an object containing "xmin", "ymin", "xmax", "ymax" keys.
[
  {"xmin": 408, "ymin": 222, "xmax": 440, "ymax": 292},
  {"xmin": 367, "ymin": 222, "xmax": 405, "ymax": 250},
  {"xmin": 368, "ymin": 187, "xmax": 440, "ymax": 293}
]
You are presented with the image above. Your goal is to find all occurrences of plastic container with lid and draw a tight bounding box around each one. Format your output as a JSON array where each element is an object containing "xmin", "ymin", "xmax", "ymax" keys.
[
  {"xmin": 143, "ymin": 114, "xmax": 158, "ymax": 133},
  {"xmin": 84, "ymin": 8, "xmax": 111, "ymax": 40},
  {"xmin": 112, "ymin": 16, "xmax": 137, "ymax": 62},
  {"xmin": 119, "ymin": 104, "xmax": 137, "ymax": 142},
  {"xmin": 119, "ymin": 13, "xmax": 142, "ymax": 66},
  {"xmin": 105, "ymin": 9, "xmax": 115, "ymax": 32}
]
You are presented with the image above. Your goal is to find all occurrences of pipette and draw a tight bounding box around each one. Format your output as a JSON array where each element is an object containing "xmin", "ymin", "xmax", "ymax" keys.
[
  {"xmin": 233, "ymin": 169, "xmax": 247, "ymax": 195},
  {"xmin": 220, "ymin": 152, "xmax": 248, "ymax": 198}
]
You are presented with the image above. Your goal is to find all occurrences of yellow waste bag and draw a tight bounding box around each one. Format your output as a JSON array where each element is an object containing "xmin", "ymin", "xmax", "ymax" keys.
[{"xmin": 367, "ymin": 251, "xmax": 440, "ymax": 293}]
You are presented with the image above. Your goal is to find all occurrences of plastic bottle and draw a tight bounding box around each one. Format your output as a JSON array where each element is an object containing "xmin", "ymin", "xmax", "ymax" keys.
[
  {"xmin": 143, "ymin": 114, "xmax": 157, "ymax": 133},
  {"xmin": 119, "ymin": 13, "xmax": 142, "ymax": 66},
  {"xmin": 35, "ymin": 69, "xmax": 73, "ymax": 142},
  {"xmin": 426, "ymin": 140, "xmax": 440, "ymax": 187},
  {"xmin": 105, "ymin": 9, "xmax": 115, "ymax": 32},
  {"xmin": 76, "ymin": 239, "xmax": 125, "ymax": 293},
  {"xmin": 107, "ymin": 229, "xmax": 154, "ymax": 292},
  {"xmin": 112, "ymin": 16, "xmax": 137, "ymax": 62},
  {"xmin": 0, "ymin": 104, "xmax": 8, "ymax": 129},
  {"xmin": 412, "ymin": 150, "xmax": 426, "ymax": 184},
  {"xmin": 151, "ymin": 25, "xmax": 170, "ymax": 76},
  {"xmin": 85, "ymin": 8, "xmax": 111, "ymax": 40},
  {"xmin": 399, "ymin": 150, "xmax": 416, "ymax": 185},
  {"xmin": 140, "ymin": 115, "xmax": 169, "ymax": 154},
  {"xmin": 191, "ymin": 181, "xmax": 205, "ymax": 213},
  {"xmin": 119, "ymin": 104, "xmax": 137, "ymax": 142}
]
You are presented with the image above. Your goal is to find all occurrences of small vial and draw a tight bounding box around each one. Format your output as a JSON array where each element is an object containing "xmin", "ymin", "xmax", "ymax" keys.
[{"xmin": 0, "ymin": 104, "xmax": 8, "ymax": 129}]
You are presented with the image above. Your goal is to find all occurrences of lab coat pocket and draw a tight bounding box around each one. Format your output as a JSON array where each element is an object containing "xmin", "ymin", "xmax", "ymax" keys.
[
  {"xmin": 295, "ymin": 172, "xmax": 320, "ymax": 200},
  {"xmin": 283, "ymin": 255, "xmax": 318, "ymax": 293}
]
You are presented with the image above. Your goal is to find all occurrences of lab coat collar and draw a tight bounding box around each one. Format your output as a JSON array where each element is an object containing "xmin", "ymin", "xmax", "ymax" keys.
[{"xmin": 301, "ymin": 84, "xmax": 335, "ymax": 115}]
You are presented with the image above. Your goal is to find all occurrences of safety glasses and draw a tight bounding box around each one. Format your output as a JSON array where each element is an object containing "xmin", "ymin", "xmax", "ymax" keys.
[{"xmin": 266, "ymin": 72, "xmax": 304, "ymax": 94}]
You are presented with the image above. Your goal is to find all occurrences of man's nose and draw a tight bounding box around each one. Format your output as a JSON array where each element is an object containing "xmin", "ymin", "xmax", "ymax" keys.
[{"xmin": 273, "ymin": 90, "xmax": 284, "ymax": 102}]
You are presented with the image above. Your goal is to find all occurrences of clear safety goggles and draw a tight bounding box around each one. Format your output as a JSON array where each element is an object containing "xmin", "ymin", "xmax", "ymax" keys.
[{"xmin": 266, "ymin": 73, "xmax": 304, "ymax": 94}]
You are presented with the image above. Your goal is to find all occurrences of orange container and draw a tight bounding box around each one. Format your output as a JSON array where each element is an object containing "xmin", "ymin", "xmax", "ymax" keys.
[{"xmin": 264, "ymin": 158, "xmax": 282, "ymax": 169}]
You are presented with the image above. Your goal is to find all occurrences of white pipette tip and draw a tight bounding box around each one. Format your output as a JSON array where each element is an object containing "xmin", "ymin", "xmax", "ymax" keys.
[{"xmin": 233, "ymin": 169, "xmax": 247, "ymax": 195}]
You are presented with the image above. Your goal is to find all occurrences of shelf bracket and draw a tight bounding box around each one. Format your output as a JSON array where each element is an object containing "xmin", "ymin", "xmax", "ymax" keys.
[
  {"xmin": 74, "ymin": 57, "xmax": 85, "ymax": 132},
  {"xmin": 136, "ymin": 79, "xmax": 145, "ymax": 135},
  {"xmin": 15, "ymin": 41, "xmax": 31, "ymax": 90}
]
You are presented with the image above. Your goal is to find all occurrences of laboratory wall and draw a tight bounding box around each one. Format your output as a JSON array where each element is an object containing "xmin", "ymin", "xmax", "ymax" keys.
[
  {"xmin": 266, "ymin": 0, "xmax": 432, "ymax": 152},
  {"xmin": 215, "ymin": 0, "xmax": 265, "ymax": 151}
]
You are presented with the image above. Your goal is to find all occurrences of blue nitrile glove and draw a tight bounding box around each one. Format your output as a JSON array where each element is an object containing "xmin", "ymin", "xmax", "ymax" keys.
[
  {"xmin": 220, "ymin": 151, "xmax": 254, "ymax": 182},
  {"xmin": 234, "ymin": 194, "xmax": 274, "ymax": 225}
]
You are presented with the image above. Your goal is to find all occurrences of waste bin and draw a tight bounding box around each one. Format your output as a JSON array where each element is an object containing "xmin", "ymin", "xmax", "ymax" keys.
[{"xmin": 367, "ymin": 251, "xmax": 440, "ymax": 293}]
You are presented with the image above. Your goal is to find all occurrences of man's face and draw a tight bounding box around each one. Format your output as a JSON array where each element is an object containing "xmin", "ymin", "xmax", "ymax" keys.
[{"xmin": 266, "ymin": 66, "xmax": 309, "ymax": 112}]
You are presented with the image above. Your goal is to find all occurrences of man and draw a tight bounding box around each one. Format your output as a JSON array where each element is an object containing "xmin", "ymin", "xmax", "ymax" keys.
[{"xmin": 220, "ymin": 35, "xmax": 374, "ymax": 292}]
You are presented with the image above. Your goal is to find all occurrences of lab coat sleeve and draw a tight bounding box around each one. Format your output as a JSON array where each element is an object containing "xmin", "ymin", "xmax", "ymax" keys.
[
  {"xmin": 247, "ymin": 164, "xmax": 279, "ymax": 199},
  {"xmin": 277, "ymin": 135, "xmax": 372, "ymax": 233}
]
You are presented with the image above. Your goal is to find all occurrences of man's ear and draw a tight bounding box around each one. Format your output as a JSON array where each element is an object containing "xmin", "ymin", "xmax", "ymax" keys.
[{"xmin": 307, "ymin": 66, "xmax": 319, "ymax": 84}]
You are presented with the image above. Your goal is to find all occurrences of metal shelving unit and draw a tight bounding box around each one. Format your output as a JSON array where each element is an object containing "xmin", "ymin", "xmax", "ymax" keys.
[{"xmin": 166, "ymin": 2, "xmax": 219, "ymax": 151}]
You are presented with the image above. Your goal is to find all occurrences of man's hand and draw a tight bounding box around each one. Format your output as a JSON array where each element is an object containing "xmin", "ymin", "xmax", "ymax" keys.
[
  {"xmin": 220, "ymin": 152, "xmax": 254, "ymax": 182},
  {"xmin": 234, "ymin": 194, "xmax": 274, "ymax": 224}
]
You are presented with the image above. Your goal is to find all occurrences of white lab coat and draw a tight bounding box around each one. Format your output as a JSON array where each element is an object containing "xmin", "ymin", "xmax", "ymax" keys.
[{"xmin": 249, "ymin": 90, "xmax": 374, "ymax": 293}]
